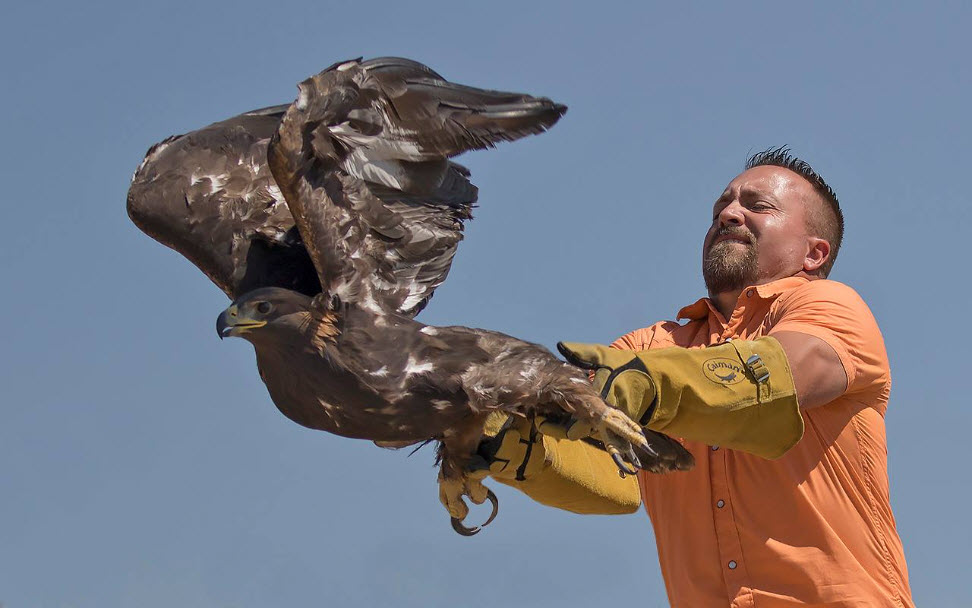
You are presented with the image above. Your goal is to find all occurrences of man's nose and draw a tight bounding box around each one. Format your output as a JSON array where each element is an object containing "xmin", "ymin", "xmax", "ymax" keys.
[{"xmin": 718, "ymin": 201, "xmax": 745, "ymax": 226}]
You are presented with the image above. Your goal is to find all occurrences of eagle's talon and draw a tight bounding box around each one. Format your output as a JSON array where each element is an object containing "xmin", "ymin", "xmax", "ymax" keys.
[
  {"xmin": 451, "ymin": 517, "xmax": 481, "ymax": 536},
  {"xmin": 612, "ymin": 451, "xmax": 639, "ymax": 476},
  {"xmin": 482, "ymin": 489, "xmax": 499, "ymax": 527},
  {"xmin": 449, "ymin": 488, "xmax": 499, "ymax": 536},
  {"xmin": 440, "ymin": 474, "xmax": 499, "ymax": 536}
]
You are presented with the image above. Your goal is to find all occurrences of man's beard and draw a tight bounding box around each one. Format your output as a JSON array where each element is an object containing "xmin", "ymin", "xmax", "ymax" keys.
[{"xmin": 703, "ymin": 229, "xmax": 759, "ymax": 294}]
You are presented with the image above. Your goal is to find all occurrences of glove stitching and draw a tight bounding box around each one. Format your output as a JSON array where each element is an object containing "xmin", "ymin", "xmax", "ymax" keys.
[
  {"xmin": 598, "ymin": 357, "xmax": 651, "ymax": 399},
  {"xmin": 597, "ymin": 357, "xmax": 659, "ymax": 426},
  {"xmin": 515, "ymin": 425, "xmax": 539, "ymax": 481}
]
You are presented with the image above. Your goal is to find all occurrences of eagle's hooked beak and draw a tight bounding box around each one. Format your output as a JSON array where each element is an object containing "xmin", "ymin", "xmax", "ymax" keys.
[{"xmin": 217, "ymin": 304, "xmax": 267, "ymax": 340}]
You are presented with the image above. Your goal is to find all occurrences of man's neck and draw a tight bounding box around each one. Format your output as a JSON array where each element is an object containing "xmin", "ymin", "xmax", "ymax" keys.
[{"xmin": 710, "ymin": 290, "xmax": 742, "ymax": 320}]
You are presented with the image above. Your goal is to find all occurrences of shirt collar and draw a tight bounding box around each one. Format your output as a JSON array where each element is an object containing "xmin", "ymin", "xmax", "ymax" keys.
[{"xmin": 676, "ymin": 276, "xmax": 812, "ymax": 321}]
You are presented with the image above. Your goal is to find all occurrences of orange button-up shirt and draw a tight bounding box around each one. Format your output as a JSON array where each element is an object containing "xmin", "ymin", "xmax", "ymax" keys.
[{"xmin": 615, "ymin": 277, "xmax": 912, "ymax": 608}]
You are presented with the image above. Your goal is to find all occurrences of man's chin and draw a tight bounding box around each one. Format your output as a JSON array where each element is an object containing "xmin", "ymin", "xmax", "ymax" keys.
[
  {"xmin": 704, "ymin": 253, "xmax": 747, "ymax": 275},
  {"xmin": 703, "ymin": 256, "xmax": 758, "ymax": 294}
]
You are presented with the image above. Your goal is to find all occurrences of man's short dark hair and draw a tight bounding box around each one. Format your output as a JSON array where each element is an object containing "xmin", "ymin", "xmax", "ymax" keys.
[{"xmin": 746, "ymin": 146, "xmax": 844, "ymax": 277}]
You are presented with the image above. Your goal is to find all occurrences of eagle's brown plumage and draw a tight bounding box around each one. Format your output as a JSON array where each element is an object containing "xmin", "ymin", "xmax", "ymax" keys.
[
  {"xmin": 130, "ymin": 57, "xmax": 694, "ymax": 535},
  {"xmin": 127, "ymin": 105, "xmax": 321, "ymax": 299}
]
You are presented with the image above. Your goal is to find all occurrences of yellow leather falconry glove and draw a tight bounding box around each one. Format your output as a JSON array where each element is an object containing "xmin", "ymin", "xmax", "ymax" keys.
[
  {"xmin": 467, "ymin": 413, "xmax": 547, "ymax": 481},
  {"xmin": 467, "ymin": 412, "xmax": 642, "ymax": 514},
  {"xmin": 556, "ymin": 336, "xmax": 804, "ymax": 459}
]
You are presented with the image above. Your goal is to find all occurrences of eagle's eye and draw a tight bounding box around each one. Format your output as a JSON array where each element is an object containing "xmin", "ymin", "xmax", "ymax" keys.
[{"xmin": 256, "ymin": 301, "xmax": 273, "ymax": 315}]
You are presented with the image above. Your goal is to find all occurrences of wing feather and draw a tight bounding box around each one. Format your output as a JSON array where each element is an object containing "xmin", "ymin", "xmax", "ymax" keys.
[
  {"xmin": 127, "ymin": 105, "xmax": 320, "ymax": 299},
  {"xmin": 267, "ymin": 57, "xmax": 566, "ymax": 316}
]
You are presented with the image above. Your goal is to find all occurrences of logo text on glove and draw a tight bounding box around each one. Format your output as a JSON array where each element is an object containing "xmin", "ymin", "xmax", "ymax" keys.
[{"xmin": 702, "ymin": 358, "xmax": 746, "ymax": 385}]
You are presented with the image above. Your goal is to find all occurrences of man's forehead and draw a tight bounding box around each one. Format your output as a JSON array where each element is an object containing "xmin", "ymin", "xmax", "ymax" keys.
[{"xmin": 721, "ymin": 165, "xmax": 812, "ymax": 199}]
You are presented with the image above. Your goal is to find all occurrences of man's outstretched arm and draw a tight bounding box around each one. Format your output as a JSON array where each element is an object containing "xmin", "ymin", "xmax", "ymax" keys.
[{"xmin": 485, "ymin": 327, "xmax": 849, "ymax": 512}]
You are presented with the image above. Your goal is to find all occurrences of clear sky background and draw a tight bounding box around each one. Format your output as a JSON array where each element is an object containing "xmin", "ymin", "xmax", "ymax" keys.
[{"xmin": 2, "ymin": 2, "xmax": 969, "ymax": 606}]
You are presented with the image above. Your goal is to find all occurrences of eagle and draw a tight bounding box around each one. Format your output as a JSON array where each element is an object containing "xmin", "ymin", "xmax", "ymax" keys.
[{"xmin": 128, "ymin": 57, "xmax": 694, "ymax": 535}]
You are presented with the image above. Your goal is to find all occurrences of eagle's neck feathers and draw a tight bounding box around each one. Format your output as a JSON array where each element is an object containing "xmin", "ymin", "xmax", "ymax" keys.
[{"xmin": 296, "ymin": 309, "xmax": 340, "ymax": 355}]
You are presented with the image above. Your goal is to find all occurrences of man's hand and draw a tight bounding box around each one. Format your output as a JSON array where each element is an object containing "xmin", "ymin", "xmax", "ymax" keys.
[
  {"xmin": 469, "ymin": 412, "xmax": 645, "ymax": 515},
  {"xmin": 468, "ymin": 413, "xmax": 548, "ymax": 482},
  {"xmin": 555, "ymin": 343, "xmax": 660, "ymax": 432}
]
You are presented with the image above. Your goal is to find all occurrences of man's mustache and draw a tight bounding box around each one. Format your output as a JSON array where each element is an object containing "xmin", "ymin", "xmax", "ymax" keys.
[{"xmin": 707, "ymin": 227, "xmax": 754, "ymax": 251}]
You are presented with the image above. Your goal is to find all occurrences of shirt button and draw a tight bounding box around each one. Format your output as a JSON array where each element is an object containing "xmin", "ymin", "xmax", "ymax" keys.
[
  {"xmin": 716, "ymin": 499, "xmax": 725, "ymax": 508},
  {"xmin": 746, "ymin": 289, "xmax": 755, "ymax": 297},
  {"xmin": 711, "ymin": 445, "xmax": 720, "ymax": 451},
  {"xmin": 728, "ymin": 560, "xmax": 737, "ymax": 569}
]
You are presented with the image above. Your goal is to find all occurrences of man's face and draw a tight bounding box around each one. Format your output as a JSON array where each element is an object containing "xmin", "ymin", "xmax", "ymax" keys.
[{"xmin": 702, "ymin": 165, "xmax": 818, "ymax": 294}]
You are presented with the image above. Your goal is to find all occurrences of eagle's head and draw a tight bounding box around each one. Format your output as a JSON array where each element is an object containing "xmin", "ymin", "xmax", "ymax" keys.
[
  {"xmin": 216, "ymin": 287, "xmax": 313, "ymax": 341},
  {"xmin": 217, "ymin": 287, "xmax": 341, "ymax": 352}
]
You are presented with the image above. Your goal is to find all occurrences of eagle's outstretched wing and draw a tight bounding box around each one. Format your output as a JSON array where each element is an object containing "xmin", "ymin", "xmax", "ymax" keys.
[
  {"xmin": 267, "ymin": 57, "xmax": 566, "ymax": 316},
  {"xmin": 127, "ymin": 105, "xmax": 321, "ymax": 299}
]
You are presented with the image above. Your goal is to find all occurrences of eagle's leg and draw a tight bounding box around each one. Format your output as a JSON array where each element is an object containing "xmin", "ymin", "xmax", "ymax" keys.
[{"xmin": 437, "ymin": 415, "xmax": 498, "ymax": 536}]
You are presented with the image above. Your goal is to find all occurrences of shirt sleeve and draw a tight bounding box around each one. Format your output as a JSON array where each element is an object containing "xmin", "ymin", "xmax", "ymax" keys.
[
  {"xmin": 611, "ymin": 324, "xmax": 665, "ymax": 350},
  {"xmin": 767, "ymin": 280, "xmax": 890, "ymax": 401}
]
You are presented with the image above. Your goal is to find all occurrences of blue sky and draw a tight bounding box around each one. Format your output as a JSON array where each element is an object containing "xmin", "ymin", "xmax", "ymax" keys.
[{"xmin": 2, "ymin": 2, "xmax": 969, "ymax": 606}]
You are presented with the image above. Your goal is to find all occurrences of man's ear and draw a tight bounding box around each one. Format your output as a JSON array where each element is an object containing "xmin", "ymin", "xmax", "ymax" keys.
[{"xmin": 804, "ymin": 237, "xmax": 831, "ymax": 274}]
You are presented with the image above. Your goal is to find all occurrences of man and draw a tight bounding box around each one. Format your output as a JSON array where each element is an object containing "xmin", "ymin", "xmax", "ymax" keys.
[{"xmin": 476, "ymin": 148, "xmax": 913, "ymax": 607}]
